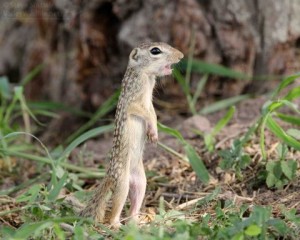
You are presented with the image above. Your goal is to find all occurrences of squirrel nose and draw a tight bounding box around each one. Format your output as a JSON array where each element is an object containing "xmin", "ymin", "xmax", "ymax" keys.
[{"xmin": 177, "ymin": 50, "xmax": 184, "ymax": 60}]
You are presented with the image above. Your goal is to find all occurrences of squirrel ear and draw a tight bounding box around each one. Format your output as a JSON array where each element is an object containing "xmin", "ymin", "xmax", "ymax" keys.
[{"xmin": 130, "ymin": 48, "xmax": 139, "ymax": 61}]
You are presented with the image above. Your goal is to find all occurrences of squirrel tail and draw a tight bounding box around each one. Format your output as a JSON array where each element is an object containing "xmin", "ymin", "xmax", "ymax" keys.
[{"xmin": 80, "ymin": 177, "xmax": 114, "ymax": 222}]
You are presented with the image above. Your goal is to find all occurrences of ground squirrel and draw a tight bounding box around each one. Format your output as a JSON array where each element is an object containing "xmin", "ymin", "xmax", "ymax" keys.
[{"xmin": 80, "ymin": 42, "xmax": 183, "ymax": 227}]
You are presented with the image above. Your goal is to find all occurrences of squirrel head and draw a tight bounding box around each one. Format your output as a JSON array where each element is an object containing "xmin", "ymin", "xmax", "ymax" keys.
[{"xmin": 128, "ymin": 42, "xmax": 184, "ymax": 76}]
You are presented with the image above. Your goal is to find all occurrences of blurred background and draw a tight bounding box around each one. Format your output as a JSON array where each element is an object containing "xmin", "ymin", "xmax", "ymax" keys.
[{"xmin": 1, "ymin": 0, "xmax": 300, "ymax": 141}]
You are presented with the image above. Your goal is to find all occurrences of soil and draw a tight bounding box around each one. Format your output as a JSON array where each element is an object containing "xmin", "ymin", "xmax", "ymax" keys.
[
  {"xmin": 1, "ymin": 92, "xmax": 299, "ymax": 228},
  {"xmin": 69, "ymin": 94, "xmax": 300, "ymax": 222}
]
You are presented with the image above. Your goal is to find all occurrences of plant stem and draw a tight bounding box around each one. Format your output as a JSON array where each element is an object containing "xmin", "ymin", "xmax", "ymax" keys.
[
  {"xmin": 3, "ymin": 150, "xmax": 105, "ymax": 177},
  {"xmin": 158, "ymin": 142, "xmax": 189, "ymax": 164}
]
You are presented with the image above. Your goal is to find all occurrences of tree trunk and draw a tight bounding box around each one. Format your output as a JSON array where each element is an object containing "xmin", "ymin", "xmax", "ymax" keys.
[{"xmin": 0, "ymin": 0, "xmax": 299, "ymax": 107}]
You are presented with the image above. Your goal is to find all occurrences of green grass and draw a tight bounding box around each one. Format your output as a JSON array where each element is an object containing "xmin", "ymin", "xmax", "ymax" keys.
[{"xmin": 1, "ymin": 65, "xmax": 300, "ymax": 239}]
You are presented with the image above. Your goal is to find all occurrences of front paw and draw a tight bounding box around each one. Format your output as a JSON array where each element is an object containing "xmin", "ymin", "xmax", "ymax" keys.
[{"xmin": 147, "ymin": 124, "xmax": 158, "ymax": 143}]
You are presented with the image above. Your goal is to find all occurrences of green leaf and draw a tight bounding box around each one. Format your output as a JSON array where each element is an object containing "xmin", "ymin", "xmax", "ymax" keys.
[
  {"xmin": 14, "ymin": 222, "xmax": 53, "ymax": 239},
  {"xmin": 277, "ymin": 113, "xmax": 300, "ymax": 126},
  {"xmin": 275, "ymin": 179, "xmax": 286, "ymax": 189},
  {"xmin": 184, "ymin": 144, "xmax": 209, "ymax": 184},
  {"xmin": 286, "ymin": 128, "xmax": 300, "ymax": 140},
  {"xmin": 212, "ymin": 106, "xmax": 235, "ymax": 136},
  {"xmin": 192, "ymin": 74, "xmax": 208, "ymax": 106},
  {"xmin": 260, "ymin": 115, "xmax": 268, "ymax": 159},
  {"xmin": 244, "ymin": 224, "xmax": 261, "ymax": 236},
  {"xmin": 53, "ymin": 224, "xmax": 66, "ymax": 240},
  {"xmin": 262, "ymin": 101, "xmax": 283, "ymax": 115},
  {"xmin": 204, "ymin": 134, "xmax": 214, "ymax": 152},
  {"xmin": 21, "ymin": 64, "xmax": 44, "ymax": 86},
  {"xmin": 61, "ymin": 124, "xmax": 114, "ymax": 159},
  {"xmin": 240, "ymin": 155, "xmax": 251, "ymax": 169},
  {"xmin": 13, "ymin": 217, "xmax": 81, "ymax": 239},
  {"xmin": 28, "ymin": 101, "xmax": 91, "ymax": 117},
  {"xmin": 281, "ymin": 160, "xmax": 297, "ymax": 180},
  {"xmin": 272, "ymin": 73, "xmax": 300, "ymax": 98},
  {"xmin": 266, "ymin": 161, "xmax": 275, "ymax": 172},
  {"xmin": 66, "ymin": 91, "xmax": 119, "ymax": 143},
  {"xmin": 266, "ymin": 173, "xmax": 276, "ymax": 188},
  {"xmin": 251, "ymin": 206, "xmax": 271, "ymax": 225},
  {"xmin": 267, "ymin": 219, "xmax": 288, "ymax": 235},
  {"xmin": 273, "ymin": 161, "xmax": 282, "ymax": 177},
  {"xmin": 74, "ymin": 225, "xmax": 85, "ymax": 240},
  {"xmin": 266, "ymin": 117, "xmax": 300, "ymax": 150},
  {"xmin": 48, "ymin": 172, "xmax": 68, "ymax": 201},
  {"xmin": 181, "ymin": 59, "xmax": 250, "ymax": 80},
  {"xmin": 279, "ymin": 100, "xmax": 300, "ymax": 114},
  {"xmin": 16, "ymin": 184, "xmax": 41, "ymax": 203},
  {"xmin": 0, "ymin": 76, "xmax": 11, "ymax": 99},
  {"xmin": 158, "ymin": 122, "xmax": 185, "ymax": 143},
  {"xmin": 284, "ymin": 86, "xmax": 300, "ymax": 101},
  {"xmin": 276, "ymin": 143, "xmax": 288, "ymax": 160},
  {"xmin": 200, "ymin": 95, "xmax": 250, "ymax": 115},
  {"xmin": 173, "ymin": 68, "xmax": 190, "ymax": 98},
  {"xmin": 232, "ymin": 232, "xmax": 244, "ymax": 240}
]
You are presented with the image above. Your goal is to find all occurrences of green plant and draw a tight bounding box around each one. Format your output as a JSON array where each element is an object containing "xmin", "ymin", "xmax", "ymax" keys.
[
  {"xmin": 260, "ymin": 73, "xmax": 300, "ymax": 158},
  {"xmin": 65, "ymin": 90, "xmax": 119, "ymax": 144},
  {"xmin": 0, "ymin": 77, "xmax": 36, "ymax": 170},
  {"xmin": 266, "ymin": 144, "xmax": 297, "ymax": 189},
  {"xmin": 219, "ymin": 73, "xmax": 300, "ymax": 186},
  {"xmin": 219, "ymin": 139, "xmax": 251, "ymax": 180},
  {"xmin": 195, "ymin": 106, "xmax": 235, "ymax": 152},
  {"xmin": 173, "ymin": 57, "xmax": 251, "ymax": 115},
  {"xmin": 218, "ymin": 122, "xmax": 256, "ymax": 179},
  {"xmin": 158, "ymin": 122, "xmax": 210, "ymax": 184}
]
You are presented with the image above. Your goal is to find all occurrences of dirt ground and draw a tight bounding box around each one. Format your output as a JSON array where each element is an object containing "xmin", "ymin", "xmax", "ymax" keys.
[
  {"xmin": 69, "ymin": 95, "xmax": 300, "ymax": 222},
  {"xmin": 1, "ymin": 94, "xmax": 300, "ymax": 228}
]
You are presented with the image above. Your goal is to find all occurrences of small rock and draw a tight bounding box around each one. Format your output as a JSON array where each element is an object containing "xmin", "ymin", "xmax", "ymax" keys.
[{"xmin": 178, "ymin": 115, "xmax": 211, "ymax": 139}]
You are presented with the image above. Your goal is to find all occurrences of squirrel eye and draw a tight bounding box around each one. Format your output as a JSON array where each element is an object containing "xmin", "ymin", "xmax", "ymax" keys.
[{"xmin": 150, "ymin": 47, "xmax": 162, "ymax": 55}]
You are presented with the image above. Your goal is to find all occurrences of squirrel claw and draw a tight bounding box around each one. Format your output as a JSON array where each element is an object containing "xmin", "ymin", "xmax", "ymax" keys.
[{"xmin": 147, "ymin": 124, "xmax": 158, "ymax": 144}]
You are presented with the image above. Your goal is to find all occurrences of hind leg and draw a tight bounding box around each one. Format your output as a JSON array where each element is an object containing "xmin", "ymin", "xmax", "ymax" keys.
[
  {"xmin": 129, "ymin": 160, "xmax": 146, "ymax": 222},
  {"xmin": 109, "ymin": 171, "xmax": 130, "ymax": 227}
]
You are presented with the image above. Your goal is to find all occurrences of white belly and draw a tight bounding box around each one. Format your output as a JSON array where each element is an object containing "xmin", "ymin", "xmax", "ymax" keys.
[{"xmin": 128, "ymin": 115, "xmax": 146, "ymax": 168}]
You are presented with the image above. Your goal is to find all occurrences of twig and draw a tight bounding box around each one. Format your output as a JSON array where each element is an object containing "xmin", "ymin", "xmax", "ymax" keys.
[
  {"xmin": 176, "ymin": 197, "xmax": 205, "ymax": 210},
  {"xmin": 158, "ymin": 142, "xmax": 189, "ymax": 166}
]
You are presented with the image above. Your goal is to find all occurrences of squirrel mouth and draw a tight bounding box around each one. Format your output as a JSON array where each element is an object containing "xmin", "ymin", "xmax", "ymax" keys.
[
  {"xmin": 165, "ymin": 64, "xmax": 172, "ymax": 71},
  {"xmin": 163, "ymin": 64, "xmax": 173, "ymax": 75}
]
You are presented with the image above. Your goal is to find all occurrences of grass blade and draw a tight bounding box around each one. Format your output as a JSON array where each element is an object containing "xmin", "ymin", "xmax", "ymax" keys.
[
  {"xmin": 200, "ymin": 94, "xmax": 250, "ymax": 115},
  {"xmin": 212, "ymin": 106, "xmax": 235, "ymax": 136},
  {"xmin": 284, "ymin": 86, "xmax": 300, "ymax": 101},
  {"xmin": 272, "ymin": 73, "xmax": 300, "ymax": 98},
  {"xmin": 192, "ymin": 74, "xmax": 208, "ymax": 106},
  {"xmin": 48, "ymin": 172, "xmax": 68, "ymax": 201},
  {"xmin": 158, "ymin": 122, "xmax": 210, "ymax": 183},
  {"xmin": 260, "ymin": 116, "xmax": 268, "ymax": 159},
  {"xmin": 13, "ymin": 217, "xmax": 82, "ymax": 239},
  {"xmin": 276, "ymin": 113, "xmax": 300, "ymax": 126},
  {"xmin": 173, "ymin": 68, "xmax": 190, "ymax": 97},
  {"xmin": 66, "ymin": 91, "xmax": 119, "ymax": 144},
  {"xmin": 0, "ymin": 76, "xmax": 11, "ymax": 99},
  {"xmin": 2, "ymin": 150, "xmax": 105, "ymax": 177},
  {"xmin": 61, "ymin": 124, "xmax": 114, "ymax": 159},
  {"xmin": 181, "ymin": 59, "xmax": 250, "ymax": 80},
  {"xmin": 158, "ymin": 122, "xmax": 185, "ymax": 143},
  {"xmin": 184, "ymin": 143, "xmax": 209, "ymax": 184},
  {"xmin": 28, "ymin": 101, "xmax": 91, "ymax": 117},
  {"xmin": 266, "ymin": 117, "xmax": 300, "ymax": 151},
  {"xmin": 20, "ymin": 64, "xmax": 44, "ymax": 86}
]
